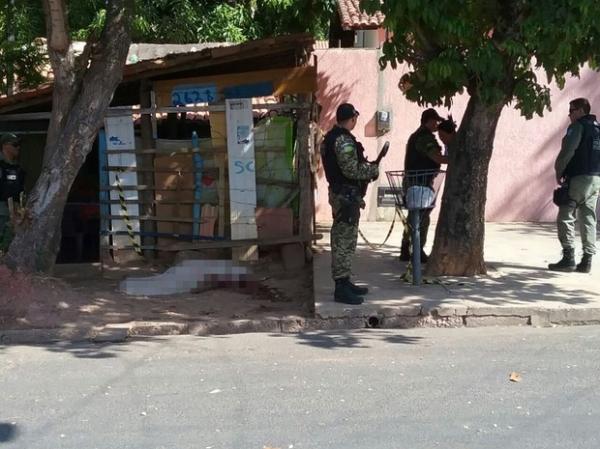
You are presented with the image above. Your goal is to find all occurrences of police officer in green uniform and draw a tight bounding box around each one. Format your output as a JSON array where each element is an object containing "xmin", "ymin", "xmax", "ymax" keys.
[
  {"xmin": 0, "ymin": 133, "xmax": 26, "ymax": 252},
  {"xmin": 399, "ymin": 109, "xmax": 448, "ymax": 262},
  {"xmin": 549, "ymin": 98, "xmax": 600, "ymax": 273},
  {"xmin": 321, "ymin": 103, "xmax": 380, "ymax": 305}
]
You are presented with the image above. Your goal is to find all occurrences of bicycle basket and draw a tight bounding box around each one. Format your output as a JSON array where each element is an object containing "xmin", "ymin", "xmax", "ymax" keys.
[{"xmin": 385, "ymin": 169, "xmax": 446, "ymax": 210}]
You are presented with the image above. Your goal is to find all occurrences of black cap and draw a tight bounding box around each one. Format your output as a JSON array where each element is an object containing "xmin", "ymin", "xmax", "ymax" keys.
[
  {"xmin": 336, "ymin": 103, "xmax": 360, "ymax": 122},
  {"xmin": 0, "ymin": 133, "xmax": 20, "ymax": 146},
  {"xmin": 438, "ymin": 116, "xmax": 457, "ymax": 133},
  {"xmin": 420, "ymin": 108, "xmax": 443, "ymax": 124}
]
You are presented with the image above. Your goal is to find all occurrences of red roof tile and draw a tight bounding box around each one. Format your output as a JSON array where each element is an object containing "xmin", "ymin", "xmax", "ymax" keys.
[{"xmin": 337, "ymin": 0, "xmax": 385, "ymax": 30}]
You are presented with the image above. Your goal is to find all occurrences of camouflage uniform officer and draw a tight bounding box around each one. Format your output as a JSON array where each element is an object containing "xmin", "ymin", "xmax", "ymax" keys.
[
  {"xmin": 0, "ymin": 133, "xmax": 25, "ymax": 253},
  {"xmin": 399, "ymin": 109, "xmax": 448, "ymax": 263},
  {"xmin": 549, "ymin": 97, "xmax": 600, "ymax": 273},
  {"xmin": 321, "ymin": 103, "xmax": 379, "ymax": 305}
]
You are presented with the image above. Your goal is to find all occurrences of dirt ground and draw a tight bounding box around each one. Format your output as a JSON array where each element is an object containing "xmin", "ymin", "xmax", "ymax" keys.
[{"xmin": 0, "ymin": 254, "xmax": 314, "ymax": 331}]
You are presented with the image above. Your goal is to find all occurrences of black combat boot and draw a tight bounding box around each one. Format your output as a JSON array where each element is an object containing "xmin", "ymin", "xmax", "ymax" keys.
[
  {"xmin": 334, "ymin": 278, "xmax": 364, "ymax": 305},
  {"xmin": 348, "ymin": 279, "xmax": 369, "ymax": 295},
  {"xmin": 548, "ymin": 248, "xmax": 576, "ymax": 272},
  {"xmin": 576, "ymin": 254, "xmax": 592, "ymax": 273}
]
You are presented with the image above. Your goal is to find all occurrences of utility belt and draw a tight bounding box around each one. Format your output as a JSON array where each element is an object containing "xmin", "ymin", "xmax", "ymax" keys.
[
  {"xmin": 330, "ymin": 183, "xmax": 361, "ymax": 196},
  {"xmin": 332, "ymin": 184, "xmax": 362, "ymax": 225},
  {"xmin": 0, "ymin": 164, "xmax": 23, "ymax": 202}
]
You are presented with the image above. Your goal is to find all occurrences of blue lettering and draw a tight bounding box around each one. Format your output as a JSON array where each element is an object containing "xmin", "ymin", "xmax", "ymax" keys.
[
  {"xmin": 171, "ymin": 92, "xmax": 182, "ymax": 106},
  {"xmin": 234, "ymin": 160, "xmax": 245, "ymax": 174}
]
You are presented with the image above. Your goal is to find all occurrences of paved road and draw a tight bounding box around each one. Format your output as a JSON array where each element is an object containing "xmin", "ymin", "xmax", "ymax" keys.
[{"xmin": 1, "ymin": 326, "xmax": 600, "ymax": 449}]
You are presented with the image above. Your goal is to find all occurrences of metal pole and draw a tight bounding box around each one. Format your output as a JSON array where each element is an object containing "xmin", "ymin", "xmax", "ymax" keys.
[{"xmin": 410, "ymin": 209, "xmax": 422, "ymax": 286}]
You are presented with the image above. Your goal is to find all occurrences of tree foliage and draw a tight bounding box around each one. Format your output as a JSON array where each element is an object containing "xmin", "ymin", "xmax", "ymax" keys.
[
  {"xmin": 362, "ymin": 0, "xmax": 600, "ymax": 276},
  {"xmin": 1, "ymin": 0, "xmax": 47, "ymax": 94},
  {"xmin": 364, "ymin": 0, "xmax": 600, "ymax": 118},
  {"xmin": 0, "ymin": 0, "xmax": 336, "ymax": 94}
]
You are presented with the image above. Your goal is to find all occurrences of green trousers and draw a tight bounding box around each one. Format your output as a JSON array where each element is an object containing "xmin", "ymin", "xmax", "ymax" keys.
[
  {"xmin": 329, "ymin": 191, "xmax": 359, "ymax": 280},
  {"xmin": 557, "ymin": 175, "xmax": 600, "ymax": 255}
]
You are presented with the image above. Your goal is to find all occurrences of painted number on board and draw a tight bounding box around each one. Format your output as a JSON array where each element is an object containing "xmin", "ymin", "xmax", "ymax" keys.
[
  {"xmin": 233, "ymin": 160, "xmax": 255, "ymax": 174},
  {"xmin": 171, "ymin": 85, "xmax": 217, "ymax": 106}
]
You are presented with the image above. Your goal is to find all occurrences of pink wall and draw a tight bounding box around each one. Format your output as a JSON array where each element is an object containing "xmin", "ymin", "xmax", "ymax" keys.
[{"xmin": 314, "ymin": 48, "xmax": 600, "ymax": 222}]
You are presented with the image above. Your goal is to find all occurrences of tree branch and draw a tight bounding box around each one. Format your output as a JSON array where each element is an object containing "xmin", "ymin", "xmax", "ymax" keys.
[
  {"xmin": 43, "ymin": 0, "xmax": 69, "ymax": 53},
  {"xmin": 54, "ymin": 0, "xmax": 134, "ymax": 161}
]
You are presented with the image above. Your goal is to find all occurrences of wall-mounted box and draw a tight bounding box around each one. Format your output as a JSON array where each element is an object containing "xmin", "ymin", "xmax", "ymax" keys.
[{"xmin": 376, "ymin": 110, "xmax": 391, "ymax": 134}]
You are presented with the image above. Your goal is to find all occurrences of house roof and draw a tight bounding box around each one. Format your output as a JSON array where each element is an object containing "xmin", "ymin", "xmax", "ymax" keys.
[
  {"xmin": 0, "ymin": 33, "xmax": 314, "ymax": 114},
  {"xmin": 337, "ymin": 0, "xmax": 385, "ymax": 30}
]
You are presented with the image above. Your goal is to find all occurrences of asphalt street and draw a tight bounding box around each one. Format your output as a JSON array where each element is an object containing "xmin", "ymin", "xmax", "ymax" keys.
[{"xmin": 1, "ymin": 326, "xmax": 599, "ymax": 449}]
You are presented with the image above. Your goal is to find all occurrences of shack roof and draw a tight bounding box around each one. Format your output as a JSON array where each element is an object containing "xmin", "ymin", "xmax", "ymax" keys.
[{"xmin": 0, "ymin": 33, "xmax": 315, "ymax": 114}]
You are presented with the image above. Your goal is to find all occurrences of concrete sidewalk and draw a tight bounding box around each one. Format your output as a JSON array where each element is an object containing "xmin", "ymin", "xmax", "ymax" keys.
[{"xmin": 314, "ymin": 222, "xmax": 600, "ymax": 327}]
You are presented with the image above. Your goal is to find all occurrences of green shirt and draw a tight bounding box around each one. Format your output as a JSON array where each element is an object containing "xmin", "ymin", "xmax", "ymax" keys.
[
  {"xmin": 414, "ymin": 131, "xmax": 443, "ymax": 161},
  {"xmin": 333, "ymin": 134, "xmax": 379, "ymax": 181}
]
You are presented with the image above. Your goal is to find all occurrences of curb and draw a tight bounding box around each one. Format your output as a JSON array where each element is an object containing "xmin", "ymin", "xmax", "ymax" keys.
[{"xmin": 2, "ymin": 307, "xmax": 600, "ymax": 345}]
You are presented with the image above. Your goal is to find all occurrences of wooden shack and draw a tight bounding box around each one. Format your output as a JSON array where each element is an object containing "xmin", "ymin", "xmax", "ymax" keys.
[{"xmin": 0, "ymin": 34, "xmax": 319, "ymax": 266}]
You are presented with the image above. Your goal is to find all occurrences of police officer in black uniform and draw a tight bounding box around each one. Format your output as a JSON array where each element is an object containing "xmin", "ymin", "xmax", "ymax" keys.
[
  {"xmin": 549, "ymin": 98, "xmax": 600, "ymax": 273},
  {"xmin": 0, "ymin": 133, "xmax": 26, "ymax": 251}
]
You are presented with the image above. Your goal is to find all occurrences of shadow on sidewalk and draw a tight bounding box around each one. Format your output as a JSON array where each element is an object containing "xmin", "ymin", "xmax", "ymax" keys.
[
  {"xmin": 493, "ymin": 223, "xmax": 557, "ymax": 236},
  {"xmin": 316, "ymin": 240, "xmax": 598, "ymax": 310}
]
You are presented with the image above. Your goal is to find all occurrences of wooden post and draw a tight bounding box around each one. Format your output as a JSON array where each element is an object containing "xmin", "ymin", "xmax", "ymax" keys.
[
  {"xmin": 98, "ymin": 129, "xmax": 111, "ymax": 268},
  {"xmin": 225, "ymin": 98, "xmax": 258, "ymax": 262},
  {"xmin": 104, "ymin": 114, "xmax": 143, "ymax": 264},
  {"xmin": 209, "ymin": 104, "xmax": 228, "ymax": 238},
  {"xmin": 297, "ymin": 94, "xmax": 314, "ymax": 241},
  {"xmin": 139, "ymin": 79, "xmax": 156, "ymax": 255}
]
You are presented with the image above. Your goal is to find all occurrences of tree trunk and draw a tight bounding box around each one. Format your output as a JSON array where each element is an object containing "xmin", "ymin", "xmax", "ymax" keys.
[
  {"xmin": 4, "ymin": 0, "xmax": 133, "ymax": 273},
  {"xmin": 426, "ymin": 95, "xmax": 504, "ymax": 276}
]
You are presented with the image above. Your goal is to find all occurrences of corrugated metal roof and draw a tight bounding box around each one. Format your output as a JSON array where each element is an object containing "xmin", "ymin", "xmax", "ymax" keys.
[{"xmin": 337, "ymin": 0, "xmax": 385, "ymax": 30}]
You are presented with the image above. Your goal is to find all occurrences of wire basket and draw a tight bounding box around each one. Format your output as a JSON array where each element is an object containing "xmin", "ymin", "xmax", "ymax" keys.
[{"xmin": 386, "ymin": 170, "xmax": 446, "ymax": 210}]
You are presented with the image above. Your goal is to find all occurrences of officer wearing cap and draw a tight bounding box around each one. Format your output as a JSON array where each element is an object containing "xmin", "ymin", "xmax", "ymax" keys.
[
  {"xmin": 0, "ymin": 133, "xmax": 26, "ymax": 252},
  {"xmin": 399, "ymin": 108, "xmax": 448, "ymax": 263},
  {"xmin": 321, "ymin": 103, "xmax": 380, "ymax": 305}
]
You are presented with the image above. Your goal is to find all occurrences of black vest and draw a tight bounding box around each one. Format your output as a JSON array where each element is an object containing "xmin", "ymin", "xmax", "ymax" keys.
[
  {"xmin": 404, "ymin": 126, "xmax": 441, "ymax": 172},
  {"xmin": 564, "ymin": 115, "xmax": 600, "ymax": 177},
  {"xmin": 321, "ymin": 125, "xmax": 366, "ymax": 190},
  {"xmin": 0, "ymin": 160, "xmax": 25, "ymax": 202}
]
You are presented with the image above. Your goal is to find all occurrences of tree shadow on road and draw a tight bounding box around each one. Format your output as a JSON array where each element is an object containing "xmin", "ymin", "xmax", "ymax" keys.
[
  {"xmin": 0, "ymin": 336, "xmax": 166, "ymax": 359},
  {"xmin": 294, "ymin": 329, "xmax": 423, "ymax": 350}
]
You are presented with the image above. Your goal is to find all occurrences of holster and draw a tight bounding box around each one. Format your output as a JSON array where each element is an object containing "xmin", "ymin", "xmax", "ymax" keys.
[
  {"xmin": 335, "ymin": 184, "xmax": 361, "ymax": 225},
  {"xmin": 553, "ymin": 181, "xmax": 572, "ymax": 207}
]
